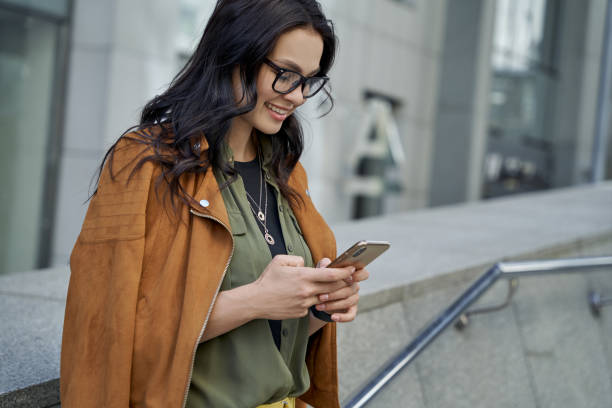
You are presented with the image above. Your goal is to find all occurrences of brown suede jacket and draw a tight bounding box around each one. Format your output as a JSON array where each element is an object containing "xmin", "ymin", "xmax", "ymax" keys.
[{"xmin": 60, "ymin": 133, "xmax": 340, "ymax": 407}]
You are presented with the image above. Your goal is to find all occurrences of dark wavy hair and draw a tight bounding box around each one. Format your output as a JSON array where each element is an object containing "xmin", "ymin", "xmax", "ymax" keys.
[{"xmin": 94, "ymin": 0, "xmax": 337, "ymax": 209}]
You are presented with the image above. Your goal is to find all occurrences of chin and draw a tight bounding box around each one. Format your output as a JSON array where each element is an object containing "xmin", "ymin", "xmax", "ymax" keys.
[{"xmin": 256, "ymin": 120, "xmax": 285, "ymax": 135}]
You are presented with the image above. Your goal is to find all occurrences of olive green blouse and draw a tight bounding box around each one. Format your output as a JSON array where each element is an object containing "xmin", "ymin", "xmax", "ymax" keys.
[{"xmin": 186, "ymin": 141, "xmax": 314, "ymax": 407}]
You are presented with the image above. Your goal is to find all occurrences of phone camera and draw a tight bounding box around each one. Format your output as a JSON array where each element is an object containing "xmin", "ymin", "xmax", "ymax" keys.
[{"xmin": 352, "ymin": 247, "xmax": 366, "ymax": 257}]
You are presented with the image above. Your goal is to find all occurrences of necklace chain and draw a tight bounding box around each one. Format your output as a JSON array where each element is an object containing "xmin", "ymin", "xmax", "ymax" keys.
[{"xmin": 242, "ymin": 152, "xmax": 274, "ymax": 245}]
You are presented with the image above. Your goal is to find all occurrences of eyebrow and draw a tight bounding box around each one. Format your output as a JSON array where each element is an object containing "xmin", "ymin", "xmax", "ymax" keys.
[{"xmin": 275, "ymin": 58, "xmax": 321, "ymax": 76}]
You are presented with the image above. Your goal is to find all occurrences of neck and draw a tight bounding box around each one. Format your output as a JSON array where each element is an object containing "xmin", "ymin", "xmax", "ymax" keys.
[{"xmin": 227, "ymin": 118, "xmax": 256, "ymax": 162}]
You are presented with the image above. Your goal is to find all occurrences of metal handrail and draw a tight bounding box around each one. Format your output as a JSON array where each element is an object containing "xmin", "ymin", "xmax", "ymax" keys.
[{"xmin": 342, "ymin": 255, "xmax": 612, "ymax": 408}]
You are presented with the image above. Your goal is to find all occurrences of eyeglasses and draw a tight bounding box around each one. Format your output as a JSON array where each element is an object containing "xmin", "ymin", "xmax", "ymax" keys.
[{"xmin": 263, "ymin": 58, "xmax": 329, "ymax": 98}]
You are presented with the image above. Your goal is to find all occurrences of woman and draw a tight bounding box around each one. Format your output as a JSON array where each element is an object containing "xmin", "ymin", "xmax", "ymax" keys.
[{"xmin": 60, "ymin": 0, "xmax": 368, "ymax": 407}]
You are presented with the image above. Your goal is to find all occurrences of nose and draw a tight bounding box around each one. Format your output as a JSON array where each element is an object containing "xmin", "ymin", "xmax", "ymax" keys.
[{"xmin": 283, "ymin": 85, "xmax": 305, "ymax": 106}]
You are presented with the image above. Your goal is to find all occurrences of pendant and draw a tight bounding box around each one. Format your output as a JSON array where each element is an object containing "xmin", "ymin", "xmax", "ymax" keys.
[
  {"xmin": 258, "ymin": 210, "xmax": 265, "ymax": 222},
  {"xmin": 265, "ymin": 232, "xmax": 275, "ymax": 245}
]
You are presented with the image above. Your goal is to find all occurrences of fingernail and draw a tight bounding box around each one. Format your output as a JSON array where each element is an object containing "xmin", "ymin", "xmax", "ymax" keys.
[
  {"xmin": 320, "ymin": 294, "xmax": 329, "ymax": 301},
  {"xmin": 346, "ymin": 276, "xmax": 353, "ymax": 283},
  {"xmin": 332, "ymin": 314, "xmax": 340, "ymax": 322},
  {"xmin": 317, "ymin": 303, "xmax": 326, "ymax": 310}
]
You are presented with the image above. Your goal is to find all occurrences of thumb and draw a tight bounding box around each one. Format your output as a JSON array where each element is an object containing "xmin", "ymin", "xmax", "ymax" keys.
[{"xmin": 316, "ymin": 258, "xmax": 332, "ymax": 268}]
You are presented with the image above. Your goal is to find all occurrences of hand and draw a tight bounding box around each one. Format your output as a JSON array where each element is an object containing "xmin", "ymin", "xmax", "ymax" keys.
[
  {"xmin": 313, "ymin": 258, "xmax": 370, "ymax": 323},
  {"xmin": 249, "ymin": 255, "xmax": 355, "ymax": 320}
]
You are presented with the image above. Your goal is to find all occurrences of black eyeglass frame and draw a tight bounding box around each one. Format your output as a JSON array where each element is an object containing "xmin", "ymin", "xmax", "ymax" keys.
[{"xmin": 263, "ymin": 58, "xmax": 329, "ymax": 98}]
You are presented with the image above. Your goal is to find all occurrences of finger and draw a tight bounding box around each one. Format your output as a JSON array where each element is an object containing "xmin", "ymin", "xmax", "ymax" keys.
[
  {"xmin": 331, "ymin": 304, "xmax": 358, "ymax": 323},
  {"xmin": 273, "ymin": 255, "xmax": 304, "ymax": 267},
  {"xmin": 318, "ymin": 283, "xmax": 359, "ymax": 302},
  {"xmin": 316, "ymin": 258, "xmax": 332, "ymax": 268},
  {"xmin": 352, "ymin": 268, "xmax": 370, "ymax": 283},
  {"xmin": 308, "ymin": 265, "xmax": 355, "ymax": 283},
  {"xmin": 318, "ymin": 287, "xmax": 351, "ymax": 303},
  {"xmin": 314, "ymin": 280, "xmax": 351, "ymax": 300},
  {"xmin": 305, "ymin": 295, "xmax": 320, "ymax": 309},
  {"xmin": 316, "ymin": 293, "xmax": 359, "ymax": 312}
]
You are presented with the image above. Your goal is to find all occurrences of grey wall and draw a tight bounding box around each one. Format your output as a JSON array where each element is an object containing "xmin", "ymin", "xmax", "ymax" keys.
[
  {"xmin": 51, "ymin": 0, "xmax": 180, "ymax": 266},
  {"xmin": 428, "ymin": 0, "xmax": 495, "ymax": 207},
  {"xmin": 550, "ymin": 0, "xmax": 608, "ymax": 187},
  {"xmin": 302, "ymin": 0, "xmax": 447, "ymax": 221}
]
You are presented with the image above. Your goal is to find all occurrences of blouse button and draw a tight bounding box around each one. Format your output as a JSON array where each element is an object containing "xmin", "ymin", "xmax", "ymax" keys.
[
  {"xmin": 199, "ymin": 199, "xmax": 210, "ymax": 208},
  {"xmin": 287, "ymin": 244, "xmax": 294, "ymax": 253},
  {"xmin": 282, "ymin": 328, "xmax": 289, "ymax": 337}
]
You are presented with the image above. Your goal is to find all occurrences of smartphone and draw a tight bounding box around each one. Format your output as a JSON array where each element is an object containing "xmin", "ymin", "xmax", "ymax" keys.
[
  {"xmin": 326, "ymin": 240, "xmax": 390, "ymax": 269},
  {"xmin": 311, "ymin": 240, "xmax": 390, "ymax": 323}
]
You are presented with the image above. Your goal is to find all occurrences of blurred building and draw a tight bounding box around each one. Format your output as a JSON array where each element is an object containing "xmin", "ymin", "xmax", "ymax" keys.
[{"xmin": 1, "ymin": 0, "xmax": 611, "ymax": 274}]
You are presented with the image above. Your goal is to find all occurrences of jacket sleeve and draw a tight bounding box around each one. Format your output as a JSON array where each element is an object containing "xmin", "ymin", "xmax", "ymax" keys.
[{"xmin": 60, "ymin": 137, "xmax": 154, "ymax": 407}]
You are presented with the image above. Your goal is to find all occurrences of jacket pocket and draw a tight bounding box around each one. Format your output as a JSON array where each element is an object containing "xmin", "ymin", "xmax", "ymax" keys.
[
  {"xmin": 228, "ymin": 210, "xmax": 247, "ymax": 236},
  {"xmin": 224, "ymin": 210, "xmax": 246, "ymax": 290}
]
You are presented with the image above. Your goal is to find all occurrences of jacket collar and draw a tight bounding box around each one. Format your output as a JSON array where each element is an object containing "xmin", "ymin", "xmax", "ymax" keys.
[
  {"xmin": 189, "ymin": 134, "xmax": 277, "ymax": 230},
  {"xmin": 188, "ymin": 134, "xmax": 315, "ymax": 246},
  {"xmin": 187, "ymin": 137, "xmax": 230, "ymax": 227}
]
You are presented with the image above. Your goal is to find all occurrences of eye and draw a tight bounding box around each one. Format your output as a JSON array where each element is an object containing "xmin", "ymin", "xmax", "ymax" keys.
[
  {"xmin": 274, "ymin": 71, "xmax": 302, "ymax": 93},
  {"xmin": 277, "ymin": 72, "xmax": 293, "ymax": 83}
]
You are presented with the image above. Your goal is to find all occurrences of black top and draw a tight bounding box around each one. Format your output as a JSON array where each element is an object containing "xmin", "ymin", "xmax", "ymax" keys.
[{"xmin": 234, "ymin": 158, "xmax": 285, "ymax": 349}]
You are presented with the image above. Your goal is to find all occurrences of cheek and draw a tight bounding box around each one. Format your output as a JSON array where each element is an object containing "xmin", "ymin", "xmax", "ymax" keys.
[
  {"xmin": 252, "ymin": 89, "xmax": 276, "ymax": 116},
  {"xmin": 255, "ymin": 70, "xmax": 278, "ymax": 102}
]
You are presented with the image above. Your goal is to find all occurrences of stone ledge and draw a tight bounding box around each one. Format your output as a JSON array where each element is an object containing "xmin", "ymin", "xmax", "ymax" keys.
[{"xmin": 358, "ymin": 232, "xmax": 612, "ymax": 312}]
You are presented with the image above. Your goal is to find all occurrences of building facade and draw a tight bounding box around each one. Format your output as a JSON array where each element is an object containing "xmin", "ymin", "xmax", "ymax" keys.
[{"xmin": 0, "ymin": 0, "xmax": 610, "ymax": 274}]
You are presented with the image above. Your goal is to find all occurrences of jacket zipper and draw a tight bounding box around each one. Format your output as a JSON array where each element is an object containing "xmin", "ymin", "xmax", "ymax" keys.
[{"xmin": 181, "ymin": 208, "xmax": 235, "ymax": 408}]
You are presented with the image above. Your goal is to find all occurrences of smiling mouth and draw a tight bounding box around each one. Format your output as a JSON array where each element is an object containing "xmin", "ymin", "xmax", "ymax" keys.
[{"xmin": 265, "ymin": 102, "xmax": 291, "ymax": 115}]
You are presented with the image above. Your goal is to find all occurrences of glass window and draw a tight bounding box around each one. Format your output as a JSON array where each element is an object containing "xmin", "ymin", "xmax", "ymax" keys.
[
  {"xmin": 489, "ymin": 0, "xmax": 556, "ymax": 143},
  {"xmin": 484, "ymin": 0, "xmax": 558, "ymax": 198},
  {"xmin": 0, "ymin": 0, "xmax": 69, "ymax": 18},
  {"xmin": 0, "ymin": 8, "xmax": 59, "ymax": 274},
  {"xmin": 492, "ymin": 0, "xmax": 548, "ymax": 72}
]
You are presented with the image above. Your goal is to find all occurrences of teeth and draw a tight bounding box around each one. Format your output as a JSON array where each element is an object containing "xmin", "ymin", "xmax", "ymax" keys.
[{"xmin": 265, "ymin": 102, "xmax": 288, "ymax": 115}]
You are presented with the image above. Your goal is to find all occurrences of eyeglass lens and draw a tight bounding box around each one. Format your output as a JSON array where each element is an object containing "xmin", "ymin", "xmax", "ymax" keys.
[{"xmin": 274, "ymin": 71, "xmax": 326, "ymax": 97}]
